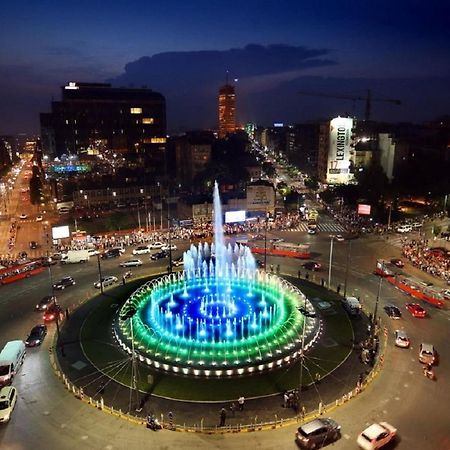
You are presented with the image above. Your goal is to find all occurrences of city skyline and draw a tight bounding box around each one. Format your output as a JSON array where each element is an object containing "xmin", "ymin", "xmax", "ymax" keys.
[{"xmin": 1, "ymin": 0, "xmax": 449, "ymax": 134}]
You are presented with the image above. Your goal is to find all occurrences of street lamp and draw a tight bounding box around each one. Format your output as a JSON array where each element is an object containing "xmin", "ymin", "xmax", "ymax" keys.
[
  {"xmin": 343, "ymin": 240, "xmax": 352, "ymax": 297},
  {"xmin": 327, "ymin": 236, "xmax": 335, "ymax": 288}
]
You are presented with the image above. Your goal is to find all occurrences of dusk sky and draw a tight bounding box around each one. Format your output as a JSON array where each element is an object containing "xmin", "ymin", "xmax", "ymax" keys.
[{"xmin": 1, "ymin": 0, "xmax": 449, "ymax": 134}]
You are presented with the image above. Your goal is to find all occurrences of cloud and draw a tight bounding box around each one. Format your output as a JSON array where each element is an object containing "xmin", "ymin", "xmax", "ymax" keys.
[{"xmin": 109, "ymin": 43, "xmax": 336, "ymax": 129}]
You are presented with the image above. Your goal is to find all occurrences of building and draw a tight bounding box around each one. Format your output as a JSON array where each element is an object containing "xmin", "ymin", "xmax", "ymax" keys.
[
  {"xmin": 218, "ymin": 84, "xmax": 236, "ymax": 138},
  {"xmin": 174, "ymin": 131, "xmax": 213, "ymax": 185},
  {"xmin": 40, "ymin": 82, "xmax": 167, "ymax": 171}
]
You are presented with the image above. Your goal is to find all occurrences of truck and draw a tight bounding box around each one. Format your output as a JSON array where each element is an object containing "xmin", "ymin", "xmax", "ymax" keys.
[
  {"xmin": 60, "ymin": 249, "xmax": 90, "ymax": 264},
  {"xmin": 0, "ymin": 340, "xmax": 26, "ymax": 386}
]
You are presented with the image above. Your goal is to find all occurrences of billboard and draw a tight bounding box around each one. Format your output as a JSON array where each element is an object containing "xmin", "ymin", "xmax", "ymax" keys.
[
  {"xmin": 358, "ymin": 204, "xmax": 371, "ymax": 215},
  {"xmin": 225, "ymin": 210, "xmax": 246, "ymax": 223},
  {"xmin": 246, "ymin": 184, "xmax": 275, "ymax": 212},
  {"xmin": 52, "ymin": 225, "xmax": 70, "ymax": 239},
  {"xmin": 326, "ymin": 117, "xmax": 354, "ymax": 184}
]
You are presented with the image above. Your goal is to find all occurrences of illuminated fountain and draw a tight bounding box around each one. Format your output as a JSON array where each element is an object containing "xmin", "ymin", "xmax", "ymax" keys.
[{"xmin": 115, "ymin": 182, "xmax": 321, "ymax": 377}]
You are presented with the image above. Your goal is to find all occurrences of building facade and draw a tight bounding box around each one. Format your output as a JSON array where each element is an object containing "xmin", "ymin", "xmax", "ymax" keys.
[
  {"xmin": 40, "ymin": 82, "xmax": 167, "ymax": 167},
  {"xmin": 218, "ymin": 84, "xmax": 236, "ymax": 138}
]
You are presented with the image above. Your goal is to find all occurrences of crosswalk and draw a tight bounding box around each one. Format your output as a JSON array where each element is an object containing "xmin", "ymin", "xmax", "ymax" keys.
[{"xmin": 287, "ymin": 222, "xmax": 347, "ymax": 233}]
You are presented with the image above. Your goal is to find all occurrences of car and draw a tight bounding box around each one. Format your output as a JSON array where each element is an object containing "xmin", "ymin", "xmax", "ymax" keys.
[
  {"xmin": 94, "ymin": 275, "xmax": 118, "ymax": 289},
  {"xmin": 87, "ymin": 248, "xmax": 100, "ymax": 257},
  {"xmin": 0, "ymin": 386, "xmax": 18, "ymax": 423},
  {"xmin": 405, "ymin": 302, "xmax": 427, "ymax": 318},
  {"xmin": 132, "ymin": 246, "xmax": 151, "ymax": 255},
  {"xmin": 43, "ymin": 303, "xmax": 63, "ymax": 322},
  {"xmin": 441, "ymin": 289, "xmax": 450, "ymax": 300},
  {"xmin": 150, "ymin": 250, "xmax": 169, "ymax": 260},
  {"xmin": 102, "ymin": 248, "xmax": 122, "ymax": 259},
  {"xmin": 394, "ymin": 329, "xmax": 410, "ymax": 348},
  {"xmin": 35, "ymin": 295, "xmax": 56, "ymax": 311},
  {"xmin": 295, "ymin": 418, "xmax": 341, "ymax": 448},
  {"xmin": 25, "ymin": 324, "xmax": 47, "ymax": 347},
  {"xmin": 35, "ymin": 215, "xmax": 43, "ymax": 222},
  {"xmin": 383, "ymin": 304, "xmax": 402, "ymax": 319},
  {"xmin": 302, "ymin": 261, "xmax": 321, "ymax": 271},
  {"xmin": 418, "ymin": 343, "xmax": 436, "ymax": 365},
  {"xmin": 19, "ymin": 213, "xmax": 27, "ymax": 219},
  {"xmin": 390, "ymin": 258, "xmax": 404, "ymax": 268},
  {"xmin": 270, "ymin": 238, "xmax": 284, "ymax": 244},
  {"xmin": 148, "ymin": 241, "xmax": 164, "ymax": 249},
  {"xmin": 255, "ymin": 259, "xmax": 265, "ymax": 269},
  {"xmin": 161, "ymin": 243, "xmax": 177, "ymax": 251},
  {"xmin": 330, "ymin": 234, "xmax": 345, "ymax": 241},
  {"xmin": 40, "ymin": 257, "xmax": 57, "ymax": 267},
  {"xmin": 29, "ymin": 241, "xmax": 39, "ymax": 249},
  {"xmin": 120, "ymin": 259, "xmax": 143, "ymax": 267},
  {"xmin": 53, "ymin": 276, "xmax": 76, "ymax": 290},
  {"xmin": 172, "ymin": 256, "xmax": 184, "ymax": 267},
  {"xmin": 357, "ymin": 422, "xmax": 397, "ymax": 449}
]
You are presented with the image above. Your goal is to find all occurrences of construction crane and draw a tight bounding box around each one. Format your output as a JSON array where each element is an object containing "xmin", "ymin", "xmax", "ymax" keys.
[{"xmin": 297, "ymin": 89, "xmax": 401, "ymax": 122}]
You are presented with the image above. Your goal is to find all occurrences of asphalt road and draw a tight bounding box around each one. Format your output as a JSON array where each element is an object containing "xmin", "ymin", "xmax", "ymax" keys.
[{"xmin": 0, "ymin": 230, "xmax": 449, "ymax": 449}]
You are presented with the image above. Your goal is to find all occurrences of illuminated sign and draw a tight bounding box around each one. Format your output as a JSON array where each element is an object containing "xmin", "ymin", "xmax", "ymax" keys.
[
  {"xmin": 64, "ymin": 82, "xmax": 79, "ymax": 90},
  {"xmin": 50, "ymin": 164, "xmax": 90, "ymax": 174},
  {"xmin": 358, "ymin": 204, "xmax": 371, "ymax": 215},
  {"xmin": 246, "ymin": 184, "xmax": 275, "ymax": 212},
  {"xmin": 52, "ymin": 225, "xmax": 70, "ymax": 239},
  {"xmin": 225, "ymin": 210, "xmax": 246, "ymax": 223},
  {"xmin": 327, "ymin": 117, "xmax": 354, "ymax": 184}
]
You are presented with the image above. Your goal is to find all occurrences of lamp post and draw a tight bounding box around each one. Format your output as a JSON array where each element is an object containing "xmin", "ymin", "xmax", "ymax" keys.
[
  {"xmin": 96, "ymin": 253, "xmax": 104, "ymax": 294},
  {"xmin": 343, "ymin": 240, "xmax": 352, "ymax": 297},
  {"xmin": 157, "ymin": 182, "xmax": 163, "ymax": 230},
  {"xmin": 167, "ymin": 194, "xmax": 173, "ymax": 274},
  {"xmin": 327, "ymin": 236, "xmax": 334, "ymax": 288},
  {"xmin": 264, "ymin": 211, "xmax": 269, "ymax": 269}
]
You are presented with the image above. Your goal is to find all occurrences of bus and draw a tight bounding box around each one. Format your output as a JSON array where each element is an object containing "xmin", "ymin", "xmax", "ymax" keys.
[
  {"xmin": 375, "ymin": 259, "xmax": 445, "ymax": 309},
  {"xmin": 0, "ymin": 261, "xmax": 45, "ymax": 285},
  {"xmin": 251, "ymin": 242, "xmax": 310, "ymax": 259}
]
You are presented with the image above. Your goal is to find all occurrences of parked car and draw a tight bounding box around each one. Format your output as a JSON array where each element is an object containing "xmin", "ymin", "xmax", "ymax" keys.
[
  {"xmin": 132, "ymin": 246, "xmax": 151, "ymax": 255},
  {"xmin": 383, "ymin": 305, "xmax": 402, "ymax": 319},
  {"xmin": 405, "ymin": 303, "xmax": 427, "ymax": 318},
  {"xmin": 148, "ymin": 241, "xmax": 164, "ymax": 249},
  {"xmin": 94, "ymin": 276, "xmax": 118, "ymax": 289},
  {"xmin": 394, "ymin": 329, "xmax": 410, "ymax": 348},
  {"xmin": 35, "ymin": 295, "xmax": 56, "ymax": 311},
  {"xmin": 150, "ymin": 250, "xmax": 169, "ymax": 260},
  {"xmin": 295, "ymin": 418, "xmax": 341, "ymax": 448},
  {"xmin": 53, "ymin": 276, "xmax": 76, "ymax": 290},
  {"xmin": 120, "ymin": 259, "xmax": 143, "ymax": 268},
  {"xmin": 302, "ymin": 261, "xmax": 321, "ymax": 271},
  {"xmin": 357, "ymin": 422, "xmax": 397, "ymax": 449},
  {"xmin": 25, "ymin": 324, "xmax": 47, "ymax": 347},
  {"xmin": 0, "ymin": 386, "xmax": 18, "ymax": 423},
  {"xmin": 43, "ymin": 303, "xmax": 63, "ymax": 322}
]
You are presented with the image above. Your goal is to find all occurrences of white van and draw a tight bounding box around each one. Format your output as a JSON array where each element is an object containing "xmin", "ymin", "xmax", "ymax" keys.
[
  {"xmin": 342, "ymin": 297, "xmax": 362, "ymax": 316},
  {"xmin": 0, "ymin": 341, "xmax": 26, "ymax": 386},
  {"xmin": 396, "ymin": 224, "xmax": 412, "ymax": 233}
]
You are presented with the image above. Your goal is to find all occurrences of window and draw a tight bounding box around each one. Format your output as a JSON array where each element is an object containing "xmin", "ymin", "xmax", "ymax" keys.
[
  {"xmin": 150, "ymin": 137, "xmax": 166, "ymax": 144},
  {"xmin": 142, "ymin": 117, "xmax": 154, "ymax": 124},
  {"xmin": 130, "ymin": 107, "xmax": 142, "ymax": 114}
]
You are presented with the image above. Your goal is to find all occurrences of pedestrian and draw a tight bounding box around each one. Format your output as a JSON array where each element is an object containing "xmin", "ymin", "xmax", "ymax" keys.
[
  {"xmin": 321, "ymin": 278, "xmax": 324, "ymax": 287},
  {"xmin": 276, "ymin": 264, "xmax": 280, "ymax": 274},
  {"xmin": 337, "ymin": 284, "xmax": 341, "ymax": 294},
  {"xmin": 238, "ymin": 396, "xmax": 245, "ymax": 411},
  {"xmin": 219, "ymin": 407, "xmax": 227, "ymax": 427},
  {"xmin": 99, "ymin": 381, "xmax": 105, "ymax": 395},
  {"xmin": 305, "ymin": 272, "xmax": 309, "ymax": 280},
  {"xmin": 301, "ymin": 405, "xmax": 306, "ymax": 419},
  {"xmin": 283, "ymin": 392, "xmax": 289, "ymax": 408},
  {"xmin": 122, "ymin": 275, "xmax": 126, "ymax": 285},
  {"xmin": 298, "ymin": 269, "xmax": 301, "ymax": 279},
  {"xmin": 229, "ymin": 402, "xmax": 236, "ymax": 417}
]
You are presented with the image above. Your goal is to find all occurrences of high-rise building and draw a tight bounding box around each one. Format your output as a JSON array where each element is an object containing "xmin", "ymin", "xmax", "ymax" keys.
[
  {"xmin": 218, "ymin": 84, "xmax": 236, "ymax": 138},
  {"xmin": 40, "ymin": 82, "xmax": 167, "ymax": 166}
]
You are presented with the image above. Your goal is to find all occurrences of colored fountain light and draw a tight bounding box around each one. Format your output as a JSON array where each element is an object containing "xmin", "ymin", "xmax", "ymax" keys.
[{"xmin": 115, "ymin": 182, "xmax": 320, "ymax": 377}]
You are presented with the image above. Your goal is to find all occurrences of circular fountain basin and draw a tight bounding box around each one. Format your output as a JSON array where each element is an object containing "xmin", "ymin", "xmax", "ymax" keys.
[{"xmin": 115, "ymin": 271, "xmax": 321, "ymax": 377}]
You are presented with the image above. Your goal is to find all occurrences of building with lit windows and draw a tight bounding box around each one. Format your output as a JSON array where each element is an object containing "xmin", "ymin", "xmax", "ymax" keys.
[
  {"xmin": 40, "ymin": 82, "xmax": 166, "ymax": 167},
  {"xmin": 218, "ymin": 84, "xmax": 236, "ymax": 138}
]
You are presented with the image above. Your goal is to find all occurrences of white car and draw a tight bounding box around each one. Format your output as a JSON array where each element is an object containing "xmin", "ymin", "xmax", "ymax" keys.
[
  {"xmin": 94, "ymin": 276, "xmax": 118, "ymax": 289},
  {"xmin": 87, "ymin": 248, "xmax": 100, "ymax": 257},
  {"xmin": 441, "ymin": 289, "xmax": 450, "ymax": 301},
  {"xmin": 161, "ymin": 243, "xmax": 177, "ymax": 251},
  {"xmin": 173, "ymin": 257, "xmax": 184, "ymax": 267},
  {"xmin": 357, "ymin": 422, "xmax": 397, "ymax": 449},
  {"xmin": 36, "ymin": 215, "xmax": 43, "ymax": 222},
  {"xmin": 132, "ymin": 246, "xmax": 151, "ymax": 255},
  {"xmin": 148, "ymin": 241, "xmax": 164, "ymax": 249},
  {"xmin": 0, "ymin": 386, "xmax": 18, "ymax": 423},
  {"xmin": 19, "ymin": 213, "xmax": 28, "ymax": 219},
  {"xmin": 394, "ymin": 329, "xmax": 410, "ymax": 348},
  {"xmin": 120, "ymin": 259, "xmax": 143, "ymax": 267}
]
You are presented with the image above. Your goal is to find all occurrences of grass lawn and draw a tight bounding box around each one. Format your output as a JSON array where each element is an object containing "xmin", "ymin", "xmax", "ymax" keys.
[{"xmin": 80, "ymin": 277, "xmax": 354, "ymax": 401}]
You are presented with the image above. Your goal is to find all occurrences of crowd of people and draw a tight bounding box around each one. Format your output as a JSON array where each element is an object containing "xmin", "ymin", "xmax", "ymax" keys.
[{"xmin": 402, "ymin": 238, "xmax": 450, "ymax": 284}]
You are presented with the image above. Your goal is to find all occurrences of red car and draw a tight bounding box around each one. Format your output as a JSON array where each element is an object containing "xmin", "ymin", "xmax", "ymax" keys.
[
  {"xmin": 405, "ymin": 303, "xmax": 427, "ymax": 318},
  {"xmin": 43, "ymin": 303, "xmax": 63, "ymax": 322}
]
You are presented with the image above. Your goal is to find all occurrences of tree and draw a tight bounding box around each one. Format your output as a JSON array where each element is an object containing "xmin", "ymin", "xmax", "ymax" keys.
[{"xmin": 29, "ymin": 175, "xmax": 43, "ymax": 205}]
